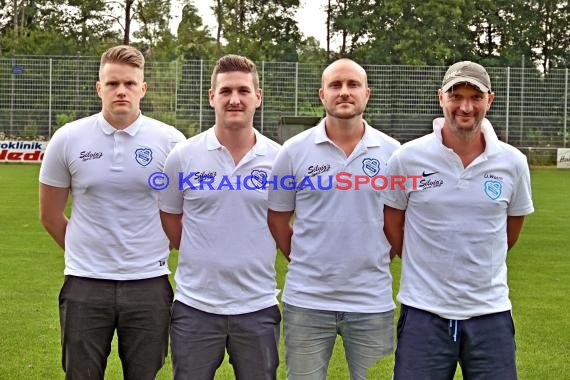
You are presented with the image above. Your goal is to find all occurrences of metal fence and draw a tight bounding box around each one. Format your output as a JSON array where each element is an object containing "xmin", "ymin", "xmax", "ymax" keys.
[{"xmin": 1, "ymin": 57, "xmax": 568, "ymax": 164}]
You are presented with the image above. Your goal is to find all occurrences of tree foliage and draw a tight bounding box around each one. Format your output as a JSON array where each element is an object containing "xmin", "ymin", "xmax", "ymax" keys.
[
  {"xmin": 0, "ymin": 0, "xmax": 567, "ymax": 72},
  {"xmin": 326, "ymin": 0, "xmax": 375, "ymax": 58},
  {"xmin": 132, "ymin": 0, "xmax": 170, "ymax": 48},
  {"xmin": 329, "ymin": 0, "xmax": 568, "ymax": 71},
  {"xmin": 212, "ymin": 0, "xmax": 303, "ymax": 61},
  {"xmin": 510, "ymin": 0, "xmax": 569, "ymax": 72},
  {"xmin": 176, "ymin": 1, "xmax": 216, "ymax": 60},
  {"xmin": 0, "ymin": 0, "xmax": 117, "ymax": 55}
]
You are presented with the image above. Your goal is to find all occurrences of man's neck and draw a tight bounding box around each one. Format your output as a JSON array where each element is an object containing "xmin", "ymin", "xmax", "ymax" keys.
[
  {"xmin": 324, "ymin": 116, "xmax": 365, "ymax": 157},
  {"xmin": 102, "ymin": 110, "xmax": 140, "ymax": 130},
  {"xmin": 214, "ymin": 125, "xmax": 256, "ymax": 165},
  {"xmin": 442, "ymin": 127, "xmax": 486, "ymax": 168}
]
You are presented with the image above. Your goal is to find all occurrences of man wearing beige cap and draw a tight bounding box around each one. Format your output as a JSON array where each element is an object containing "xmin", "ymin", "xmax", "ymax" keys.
[{"xmin": 382, "ymin": 61, "xmax": 534, "ymax": 379}]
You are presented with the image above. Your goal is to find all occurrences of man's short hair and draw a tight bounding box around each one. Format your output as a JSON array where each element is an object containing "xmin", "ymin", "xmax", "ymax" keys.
[
  {"xmin": 100, "ymin": 45, "xmax": 145, "ymax": 72},
  {"xmin": 211, "ymin": 54, "xmax": 259, "ymax": 90}
]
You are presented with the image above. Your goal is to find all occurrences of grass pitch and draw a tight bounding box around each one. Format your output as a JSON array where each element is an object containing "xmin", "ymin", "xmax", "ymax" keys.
[{"xmin": 0, "ymin": 164, "xmax": 568, "ymax": 379}]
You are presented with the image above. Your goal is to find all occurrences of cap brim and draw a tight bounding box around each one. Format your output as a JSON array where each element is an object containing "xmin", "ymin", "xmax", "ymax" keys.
[{"xmin": 442, "ymin": 77, "xmax": 490, "ymax": 93}]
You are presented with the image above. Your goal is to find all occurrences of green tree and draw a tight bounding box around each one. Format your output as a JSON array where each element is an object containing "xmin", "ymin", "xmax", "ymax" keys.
[
  {"xmin": 132, "ymin": 0, "xmax": 171, "ymax": 49},
  {"xmin": 112, "ymin": 0, "xmax": 136, "ymax": 45},
  {"xmin": 0, "ymin": 0, "xmax": 116, "ymax": 55},
  {"xmin": 467, "ymin": 0, "xmax": 569, "ymax": 71},
  {"xmin": 213, "ymin": 0, "xmax": 302, "ymax": 61},
  {"xmin": 350, "ymin": 0, "xmax": 401, "ymax": 64},
  {"xmin": 297, "ymin": 36, "xmax": 327, "ymax": 63},
  {"xmin": 64, "ymin": 0, "xmax": 116, "ymax": 53},
  {"xmin": 176, "ymin": 1, "xmax": 216, "ymax": 60},
  {"xmin": 329, "ymin": 0, "xmax": 478, "ymax": 65},
  {"xmin": 469, "ymin": 0, "xmax": 505, "ymax": 60},
  {"xmin": 107, "ymin": 0, "xmax": 171, "ymax": 47},
  {"xmin": 0, "ymin": 27, "xmax": 79, "ymax": 55},
  {"xmin": 325, "ymin": 0, "xmax": 375, "ymax": 59},
  {"xmin": 0, "ymin": 0, "xmax": 40, "ymax": 40},
  {"xmin": 392, "ymin": 0, "xmax": 470, "ymax": 65},
  {"xmin": 512, "ymin": 0, "xmax": 569, "ymax": 72}
]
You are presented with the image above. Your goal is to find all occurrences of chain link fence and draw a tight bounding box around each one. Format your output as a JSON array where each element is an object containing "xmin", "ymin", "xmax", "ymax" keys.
[{"xmin": 1, "ymin": 57, "xmax": 568, "ymax": 164}]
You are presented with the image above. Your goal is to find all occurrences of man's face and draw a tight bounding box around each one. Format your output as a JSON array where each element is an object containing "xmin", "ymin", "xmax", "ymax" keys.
[
  {"xmin": 209, "ymin": 71, "xmax": 262, "ymax": 129},
  {"xmin": 319, "ymin": 61, "xmax": 370, "ymax": 120},
  {"xmin": 96, "ymin": 63, "xmax": 147, "ymax": 127},
  {"xmin": 439, "ymin": 83, "xmax": 495, "ymax": 137}
]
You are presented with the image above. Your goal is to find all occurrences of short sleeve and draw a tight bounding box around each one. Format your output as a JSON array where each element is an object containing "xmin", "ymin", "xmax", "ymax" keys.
[
  {"xmin": 507, "ymin": 159, "xmax": 534, "ymax": 216},
  {"xmin": 267, "ymin": 148, "xmax": 296, "ymax": 212},
  {"xmin": 158, "ymin": 146, "xmax": 184, "ymax": 214},
  {"xmin": 39, "ymin": 126, "xmax": 71, "ymax": 188},
  {"xmin": 381, "ymin": 151, "xmax": 408, "ymax": 211}
]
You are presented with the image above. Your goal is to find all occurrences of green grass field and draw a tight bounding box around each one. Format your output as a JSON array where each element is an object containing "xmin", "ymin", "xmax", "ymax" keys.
[{"xmin": 0, "ymin": 164, "xmax": 569, "ymax": 379}]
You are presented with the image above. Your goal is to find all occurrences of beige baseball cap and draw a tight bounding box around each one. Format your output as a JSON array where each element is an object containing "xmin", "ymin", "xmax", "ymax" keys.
[{"xmin": 441, "ymin": 61, "xmax": 491, "ymax": 93}]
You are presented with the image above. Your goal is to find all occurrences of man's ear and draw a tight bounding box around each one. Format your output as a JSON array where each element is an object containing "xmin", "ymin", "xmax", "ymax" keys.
[
  {"xmin": 487, "ymin": 92, "xmax": 495, "ymax": 110},
  {"xmin": 141, "ymin": 82, "xmax": 148, "ymax": 98},
  {"xmin": 208, "ymin": 88, "xmax": 215, "ymax": 108},
  {"xmin": 318, "ymin": 88, "xmax": 325, "ymax": 104},
  {"xmin": 437, "ymin": 89, "xmax": 445, "ymax": 108}
]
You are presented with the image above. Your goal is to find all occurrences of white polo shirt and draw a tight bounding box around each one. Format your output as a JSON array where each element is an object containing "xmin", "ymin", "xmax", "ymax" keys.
[
  {"xmin": 268, "ymin": 120, "xmax": 400, "ymax": 313},
  {"xmin": 159, "ymin": 126, "xmax": 281, "ymax": 315},
  {"xmin": 383, "ymin": 117, "xmax": 534, "ymax": 320},
  {"xmin": 39, "ymin": 112, "xmax": 185, "ymax": 280}
]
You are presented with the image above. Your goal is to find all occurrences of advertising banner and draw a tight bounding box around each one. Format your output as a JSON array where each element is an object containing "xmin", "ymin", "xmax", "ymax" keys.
[
  {"xmin": 0, "ymin": 140, "xmax": 47, "ymax": 163},
  {"xmin": 557, "ymin": 148, "xmax": 570, "ymax": 169}
]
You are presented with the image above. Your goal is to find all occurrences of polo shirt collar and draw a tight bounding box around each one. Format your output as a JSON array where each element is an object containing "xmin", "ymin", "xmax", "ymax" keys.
[
  {"xmin": 206, "ymin": 126, "xmax": 268, "ymax": 156},
  {"xmin": 432, "ymin": 117, "xmax": 501, "ymax": 157},
  {"xmin": 98, "ymin": 112, "xmax": 143, "ymax": 136},
  {"xmin": 314, "ymin": 119, "xmax": 381, "ymax": 148}
]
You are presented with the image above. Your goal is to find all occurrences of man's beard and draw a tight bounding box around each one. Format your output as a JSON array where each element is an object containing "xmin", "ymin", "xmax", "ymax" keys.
[{"xmin": 326, "ymin": 106, "xmax": 365, "ymax": 120}]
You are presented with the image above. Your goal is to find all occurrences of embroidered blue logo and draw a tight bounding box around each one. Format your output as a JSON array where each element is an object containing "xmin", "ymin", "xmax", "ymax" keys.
[
  {"xmin": 484, "ymin": 180, "xmax": 502, "ymax": 200},
  {"xmin": 362, "ymin": 158, "xmax": 380, "ymax": 177},
  {"xmin": 135, "ymin": 148, "xmax": 153, "ymax": 166},
  {"xmin": 249, "ymin": 169, "xmax": 268, "ymax": 189}
]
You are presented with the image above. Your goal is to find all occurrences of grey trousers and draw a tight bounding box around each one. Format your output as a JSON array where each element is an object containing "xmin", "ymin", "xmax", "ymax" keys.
[{"xmin": 170, "ymin": 301, "xmax": 281, "ymax": 380}]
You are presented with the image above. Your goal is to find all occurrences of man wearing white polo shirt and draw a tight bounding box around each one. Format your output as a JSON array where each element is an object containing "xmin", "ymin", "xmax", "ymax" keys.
[
  {"xmin": 39, "ymin": 45, "xmax": 185, "ymax": 379},
  {"xmin": 383, "ymin": 61, "xmax": 534, "ymax": 380},
  {"xmin": 268, "ymin": 58, "xmax": 399, "ymax": 379},
  {"xmin": 159, "ymin": 55, "xmax": 281, "ymax": 380}
]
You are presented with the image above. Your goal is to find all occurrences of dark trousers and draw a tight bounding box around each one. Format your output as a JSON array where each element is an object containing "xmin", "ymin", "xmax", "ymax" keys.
[
  {"xmin": 170, "ymin": 301, "xmax": 281, "ymax": 380},
  {"xmin": 59, "ymin": 275, "xmax": 173, "ymax": 380},
  {"xmin": 393, "ymin": 305, "xmax": 518, "ymax": 380}
]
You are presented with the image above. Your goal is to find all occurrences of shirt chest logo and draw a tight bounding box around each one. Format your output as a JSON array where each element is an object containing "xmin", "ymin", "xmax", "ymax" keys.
[
  {"xmin": 79, "ymin": 151, "xmax": 103, "ymax": 161},
  {"xmin": 418, "ymin": 169, "xmax": 444, "ymax": 190},
  {"xmin": 135, "ymin": 148, "xmax": 153, "ymax": 166},
  {"xmin": 484, "ymin": 180, "xmax": 502, "ymax": 200},
  {"xmin": 249, "ymin": 169, "xmax": 268, "ymax": 189},
  {"xmin": 483, "ymin": 173, "xmax": 504, "ymax": 200},
  {"xmin": 307, "ymin": 163, "xmax": 331, "ymax": 176},
  {"xmin": 362, "ymin": 158, "xmax": 381, "ymax": 177}
]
